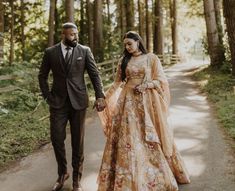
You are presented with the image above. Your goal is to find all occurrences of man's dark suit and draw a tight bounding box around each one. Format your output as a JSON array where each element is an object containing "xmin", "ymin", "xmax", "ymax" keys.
[{"xmin": 38, "ymin": 43, "xmax": 104, "ymax": 184}]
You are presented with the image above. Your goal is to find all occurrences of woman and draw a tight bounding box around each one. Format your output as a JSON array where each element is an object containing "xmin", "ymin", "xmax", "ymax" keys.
[{"xmin": 97, "ymin": 31, "xmax": 190, "ymax": 191}]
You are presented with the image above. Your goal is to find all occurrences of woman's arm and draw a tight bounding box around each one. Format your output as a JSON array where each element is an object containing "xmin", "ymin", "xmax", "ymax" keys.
[{"xmin": 135, "ymin": 54, "xmax": 170, "ymax": 105}]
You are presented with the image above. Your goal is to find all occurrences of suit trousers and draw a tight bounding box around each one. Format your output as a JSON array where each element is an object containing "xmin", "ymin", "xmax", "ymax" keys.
[{"xmin": 49, "ymin": 96, "xmax": 86, "ymax": 183}]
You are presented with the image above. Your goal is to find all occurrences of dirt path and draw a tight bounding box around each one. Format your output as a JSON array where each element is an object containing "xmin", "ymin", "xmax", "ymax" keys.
[{"xmin": 0, "ymin": 60, "xmax": 234, "ymax": 191}]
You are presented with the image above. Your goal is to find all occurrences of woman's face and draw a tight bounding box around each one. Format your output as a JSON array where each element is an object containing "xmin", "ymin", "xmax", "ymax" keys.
[{"xmin": 123, "ymin": 38, "xmax": 139, "ymax": 54}]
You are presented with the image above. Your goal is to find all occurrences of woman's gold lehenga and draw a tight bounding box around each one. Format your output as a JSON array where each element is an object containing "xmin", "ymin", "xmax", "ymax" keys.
[{"xmin": 97, "ymin": 53, "xmax": 190, "ymax": 191}]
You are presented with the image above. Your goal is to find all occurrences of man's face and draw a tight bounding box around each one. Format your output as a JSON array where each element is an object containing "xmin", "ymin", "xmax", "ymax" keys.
[{"xmin": 62, "ymin": 28, "xmax": 78, "ymax": 47}]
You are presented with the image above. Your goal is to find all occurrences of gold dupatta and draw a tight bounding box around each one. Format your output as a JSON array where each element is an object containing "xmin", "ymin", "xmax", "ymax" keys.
[{"xmin": 142, "ymin": 53, "xmax": 173, "ymax": 157}]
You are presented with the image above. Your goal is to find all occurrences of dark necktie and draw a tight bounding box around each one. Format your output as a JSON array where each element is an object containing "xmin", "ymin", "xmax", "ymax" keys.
[{"xmin": 65, "ymin": 46, "xmax": 71, "ymax": 64}]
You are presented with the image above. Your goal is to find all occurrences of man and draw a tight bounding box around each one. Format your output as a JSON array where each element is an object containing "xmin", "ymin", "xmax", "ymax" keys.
[{"xmin": 38, "ymin": 22, "xmax": 106, "ymax": 191}]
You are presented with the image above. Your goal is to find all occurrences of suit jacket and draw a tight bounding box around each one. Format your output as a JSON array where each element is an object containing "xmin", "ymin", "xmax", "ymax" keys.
[{"xmin": 38, "ymin": 43, "xmax": 105, "ymax": 110}]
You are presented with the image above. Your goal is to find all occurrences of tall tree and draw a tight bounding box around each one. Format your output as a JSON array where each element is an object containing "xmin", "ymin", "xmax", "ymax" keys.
[
  {"xmin": 153, "ymin": 0, "xmax": 164, "ymax": 54},
  {"xmin": 138, "ymin": 0, "xmax": 146, "ymax": 45},
  {"xmin": 9, "ymin": 0, "xmax": 14, "ymax": 65},
  {"xmin": 65, "ymin": 0, "xmax": 74, "ymax": 22},
  {"xmin": 54, "ymin": 0, "xmax": 60, "ymax": 44},
  {"xmin": 0, "ymin": 0, "xmax": 3, "ymax": 64},
  {"xmin": 94, "ymin": 0, "xmax": 103, "ymax": 61},
  {"xmin": 86, "ymin": 0, "xmax": 93, "ymax": 51},
  {"xmin": 203, "ymin": 0, "xmax": 224, "ymax": 68},
  {"xmin": 79, "ymin": 0, "xmax": 86, "ymax": 44},
  {"xmin": 20, "ymin": 0, "xmax": 26, "ymax": 60},
  {"xmin": 106, "ymin": 0, "xmax": 112, "ymax": 56},
  {"xmin": 223, "ymin": 0, "xmax": 235, "ymax": 76},
  {"xmin": 214, "ymin": 0, "xmax": 225, "ymax": 63},
  {"xmin": 170, "ymin": 0, "xmax": 178, "ymax": 54},
  {"xmin": 119, "ymin": 0, "xmax": 126, "ymax": 38},
  {"xmin": 145, "ymin": 0, "xmax": 151, "ymax": 50},
  {"xmin": 48, "ymin": 0, "xmax": 56, "ymax": 47},
  {"xmin": 125, "ymin": 0, "xmax": 134, "ymax": 31}
]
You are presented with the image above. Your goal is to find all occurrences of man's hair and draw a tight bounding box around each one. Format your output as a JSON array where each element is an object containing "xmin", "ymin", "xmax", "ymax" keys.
[{"xmin": 62, "ymin": 22, "xmax": 78, "ymax": 30}]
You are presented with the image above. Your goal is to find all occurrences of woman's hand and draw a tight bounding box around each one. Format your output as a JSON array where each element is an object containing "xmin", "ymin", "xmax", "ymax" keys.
[
  {"xmin": 134, "ymin": 81, "xmax": 162, "ymax": 94},
  {"xmin": 134, "ymin": 83, "xmax": 148, "ymax": 94}
]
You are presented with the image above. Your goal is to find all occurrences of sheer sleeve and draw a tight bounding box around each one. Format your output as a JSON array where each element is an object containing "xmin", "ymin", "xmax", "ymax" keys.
[{"xmin": 98, "ymin": 58, "xmax": 123, "ymax": 137}]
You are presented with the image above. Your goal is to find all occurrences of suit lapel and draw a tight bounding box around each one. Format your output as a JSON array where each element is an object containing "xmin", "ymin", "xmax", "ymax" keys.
[{"xmin": 56, "ymin": 43, "xmax": 66, "ymax": 73}]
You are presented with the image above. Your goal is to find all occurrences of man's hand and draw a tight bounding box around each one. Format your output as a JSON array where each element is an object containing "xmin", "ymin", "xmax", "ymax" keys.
[{"xmin": 94, "ymin": 98, "xmax": 106, "ymax": 112}]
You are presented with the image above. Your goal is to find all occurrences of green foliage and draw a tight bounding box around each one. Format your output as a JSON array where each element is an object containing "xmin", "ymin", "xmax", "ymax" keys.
[
  {"xmin": 4, "ymin": 90, "xmax": 38, "ymax": 111},
  {"xmin": 0, "ymin": 102, "xmax": 50, "ymax": 170},
  {"xmin": 217, "ymin": 96, "xmax": 235, "ymax": 137},
  {"xmin": 0, "ymin": 63, "xmax": 50, "ymax": 170},
  {"xmin": 193, "ymin": 66, "xmax": 235, "ymax": 140},
  {"xmin": 182, "ymin": 0, "xmax": 204, "ymax": 17},
  {"xmin": 220, "ymin": 60, "xmax": 232, "ymax": 74},
  {"xmin": 3, "ymin": 0, "xmax": 47, "ymax": 64},
  {"xmin": 202, "ymin": 35, "xmax": 209, "ymax": 55}
]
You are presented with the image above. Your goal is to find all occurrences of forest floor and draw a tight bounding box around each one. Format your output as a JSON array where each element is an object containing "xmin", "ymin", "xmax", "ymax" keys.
[{"xmin": 0, "ymin": 59, "xmax": 235, "ymax": 191}]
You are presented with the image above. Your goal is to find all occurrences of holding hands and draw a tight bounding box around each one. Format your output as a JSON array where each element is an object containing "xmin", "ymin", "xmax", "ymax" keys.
[{"xmin": 94, "ymin": 98, "xmax": 106, "ymax": 112}]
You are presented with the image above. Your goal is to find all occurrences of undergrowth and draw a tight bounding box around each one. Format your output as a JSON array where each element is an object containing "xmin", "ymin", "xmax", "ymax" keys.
[{"xmin": 193, "ymin": 66, "xmax": 235, "ymax": 143}]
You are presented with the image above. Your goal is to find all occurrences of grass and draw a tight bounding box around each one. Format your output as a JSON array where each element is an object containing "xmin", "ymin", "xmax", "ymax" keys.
[
  {"xmin": 0, "ymin": 63, "xmax": 51, "ymax": 170},
  {"xmin": 0, "ymin": 92, "xmax": 49, "ymax": 169},
  {"xmin": 192, "ymin": 66, "xmax": 235, "ymax": 142}
]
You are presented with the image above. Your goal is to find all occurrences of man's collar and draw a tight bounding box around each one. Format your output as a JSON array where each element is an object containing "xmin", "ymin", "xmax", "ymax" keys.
[{"xmin": 61, "ymin": 41, "xmax": 67, "ymax": 49}]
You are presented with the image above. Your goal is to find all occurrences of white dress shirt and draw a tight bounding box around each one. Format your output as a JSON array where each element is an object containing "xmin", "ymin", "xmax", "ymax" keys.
[{"xmin": 61, "ymin": 42, "xmax": 73, "ymax": 59}]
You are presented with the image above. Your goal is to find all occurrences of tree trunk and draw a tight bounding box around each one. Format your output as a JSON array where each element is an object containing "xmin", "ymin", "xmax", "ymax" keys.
[
  {"xmin": 0, "ymin": 0, "xmax": 4, "ymax": 64},
  {"xmin": 223, "ymin": 0, "xmax": 235, "ymax": 76},
  {"xmin": 125, "ymin": 0, "xmax": 134, "ymax": 31},
  {"xmin": 138, "ymin": 0, "xmax": 146, "ymax": 45},
  {"xmin": 214, "ymin": 0, "xmax": 225, "ymax": 61},
  {"xmin": 153, "ymin": 0, "xmax": 164, "ymax": 54},
  {"xmin": 9, "ymin": 0, "xmax": 14, "ymax": 66},
  {"xmin": 20, "ymin": 0, "xmax": 26, "ymax": 60},
  {"xmin": 120, "ymin": 0, "xmax": 126, "ymax": 38},
  {"xmin": 203, "ymin": 0, "xmax": 224, "ymax": 68},
  {"xmin": 86, "ymin": 0, "xmax": 94, "ymax": 51},
  {"xmin": 170, "ymin": 0, "xmax": 178, "ymax": 55},
  {"xmin": 79, "ymin": 0, "xmax": 85, "ymax": 44},
  {"xmin": 54, "ymin": 0, "xmax": 59, "ymax": 43},
  {"xmin": 48, "ymin": 0, "xmax": 56, "ymax": 47},
  {"xmin": 214, "ymin": 0, "xmax": 223, "ymax": 45},
  {"xmin": 145, "ymin": 0, "xmax": 151, "ymax": 51},
  {"xmin": 94, "ymin": 0, "xmax": 103, "ymax": 62},
  {"xmin": 106, "ymin": 0, "xmax": 111, "ymax": 57},
  {"xmin": 65, "ymin": 0, "xmax": 74, "ymax": 22}
]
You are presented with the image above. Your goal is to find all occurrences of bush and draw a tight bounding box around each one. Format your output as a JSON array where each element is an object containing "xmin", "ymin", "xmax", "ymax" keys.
[{"xmin": 0, "ymin": 63, "xmax": 50, "ymax": 170}]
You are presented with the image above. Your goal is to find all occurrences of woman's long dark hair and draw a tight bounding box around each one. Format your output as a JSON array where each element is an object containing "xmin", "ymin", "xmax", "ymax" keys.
[{"xmin": 121, "ymin": 31, "xmax": 148, "ymax": 81}]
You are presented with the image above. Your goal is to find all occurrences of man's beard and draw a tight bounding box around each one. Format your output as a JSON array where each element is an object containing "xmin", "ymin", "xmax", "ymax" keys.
[{"xmin": 64, "ymin": 38, "xmax": 77, "ymax": 47}]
